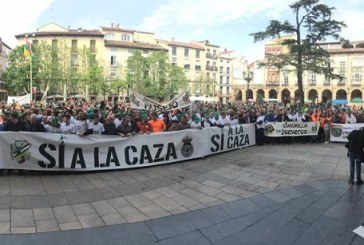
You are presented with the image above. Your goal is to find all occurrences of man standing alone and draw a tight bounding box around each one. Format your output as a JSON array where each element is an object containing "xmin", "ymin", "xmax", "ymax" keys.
[{"xmin": 347, "ymin": 128, "xmax": 364, "ymax": 185}]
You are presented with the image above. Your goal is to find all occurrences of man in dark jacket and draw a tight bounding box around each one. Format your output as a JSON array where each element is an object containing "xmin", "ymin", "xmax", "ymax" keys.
[
  {"xmin": 4, "ymin": 112, "xmax": 28, "ymax": 132},
  {"xmin": 347, "ymin": 128, "xmax": 364, "ymax": 185},
  {"xmin": 29, "ymin": 114, "xmax": 46, "ymax": 132}
]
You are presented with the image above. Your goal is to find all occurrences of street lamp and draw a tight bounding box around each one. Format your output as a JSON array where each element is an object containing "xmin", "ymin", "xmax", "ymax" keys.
[{"xmin": 243, "ymin": 70, "xmax": 253, "ymax": 104}]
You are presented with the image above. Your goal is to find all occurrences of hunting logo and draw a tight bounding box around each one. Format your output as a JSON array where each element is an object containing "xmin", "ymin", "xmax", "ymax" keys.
[
  {"xmin": 265, "ymin": 124, "xmax": 275, "ymax": 134},
  {"xmin": 181, "ymin": 136, "xmax": 194, "ymax": 158},
  {"xmin": 10, "ymin": 140, "xmax": 31, "ymax": 164}
]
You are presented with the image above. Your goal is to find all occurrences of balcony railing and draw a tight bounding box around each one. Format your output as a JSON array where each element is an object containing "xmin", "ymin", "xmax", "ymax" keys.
[
  {"xmin": 206, "ymin": 53, "xmax": 218, "ymax": 59},
  {"xmin": 206, "ymin": 65, "xmax": 218, "ymax": 71},
  {"xmin": 266, "ymin": 81, "xmax": 279, "ymax": 86}
]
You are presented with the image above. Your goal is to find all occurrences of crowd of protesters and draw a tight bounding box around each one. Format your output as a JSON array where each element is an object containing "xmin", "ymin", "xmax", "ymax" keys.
[{"xmin": 0, "ymin": 99, "xmax": 363, "ymax": 146}]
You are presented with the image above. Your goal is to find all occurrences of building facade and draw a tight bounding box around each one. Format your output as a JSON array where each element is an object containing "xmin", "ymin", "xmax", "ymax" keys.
[
  {"xmin": 0, "ymin": 37, "xmax": 11, "ymax": 80},
  {"xmin": 14, "ymin": 22, "xmax": 249, "ymax": 101},
  {"xmin": 233, "ymin": 37, "xmax": 364, "ymax": 105}
]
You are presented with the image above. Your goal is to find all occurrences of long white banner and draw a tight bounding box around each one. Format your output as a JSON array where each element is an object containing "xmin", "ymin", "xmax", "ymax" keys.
[
  {"xmin": 0, "ymin": 124, "xmax": 255, "ymax": 171},
  {"xmin": 330, "ymin": 123, "xmax": 364, "ymax": 142},
  {"xmin": 264, "ymin": 121, "xmax": 319, "ymax": 137},
  {"xmin": 129, "ymin": 90, "xmax": 190, "ymax": 111},
  {"xmin": 7, "ymin": 94, "xmax": 31, "ymax": 105}
]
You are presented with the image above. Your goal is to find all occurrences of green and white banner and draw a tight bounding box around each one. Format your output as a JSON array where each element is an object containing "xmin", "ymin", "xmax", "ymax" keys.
[
  {"xmin": 129, "ymin": 90, "xmax": 190, "ymax": 111},
  {"xmin": 264, "ymin": 121, "xmax": 320, "ymax": 137},
  {"xmin": 0, "ymin": 124, "xmax": 255, "ymax": 171},
  {"xmin": 330, "ymin": 123, "xmax": 364, "ymax": 142}
]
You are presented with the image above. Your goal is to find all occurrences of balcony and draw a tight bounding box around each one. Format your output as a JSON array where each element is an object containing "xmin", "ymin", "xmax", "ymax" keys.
[
  {"xmin": 351, "ymin": 79, "xmax": 362, "ymax": 86},
  {"xmin": 206, "ymin": 65, "xmax": 218, "ymax": 71},
  {"xmin": 266, "ymin": 81, "xmax": 279, "ymax": 86},
  {"xmin": 308, "ymin": 80, "xmax": 317, "ymax": 85},
  {"xmin": 206, "ymin": 53, "xmax": 218, "ymax": 59}
]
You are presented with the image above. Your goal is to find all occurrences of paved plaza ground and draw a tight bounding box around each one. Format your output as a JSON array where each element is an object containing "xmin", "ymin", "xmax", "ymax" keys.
[{"xmin": 0, "ymin": 142, "xmax": 363, "ymax": 244}]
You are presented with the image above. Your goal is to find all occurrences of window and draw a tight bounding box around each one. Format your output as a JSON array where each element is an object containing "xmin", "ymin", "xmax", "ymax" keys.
[
  {"xmin": 111, "ymin": 55, "xmax": 117, "ymax": 66},
  {"xmin": 308, "ymin": 72, "xmax": 316, "ymax": 84},
  {"xmin": 195, "ymin": 65, "xmax": 201, "ymax": 71},
  {"xmin": 105, "ymin": 33, "xmax": 115, "ymax": 39},
  {"xmin": 184, "ymin": 64, "xmax": 190, "ymax": 70},
  {"xmin": 213, "ymin": 50, "xmax": 216, "ymax": 56},
  {"xmin": 172, "ymin": 57, "xmax": 177, "ymax": 63},
  {"xmin": 220, "ymin": 67, "xmax": 223, "ymax": 73},
  {"xmin": 340, "ymin": 61, "xmax": 346, "ymax": 72},
  {"xmin": 52, "ymin": 39, "xmax": 58, "ymax": 52},
  {"xmin": 172, "ymin": 46, "xmax": 177, "ymax": 56},
  {"xmin": 352, "ymin": 67, "xmax": 363, "ymax": 84},
  {"xmin": 143, "ymin": 50, "xmax": 149, "ymax": 54},
  {"xmin": 121, "ymin": 34, "xmax": 130, "ymax": 41},
  {"xmin": 71, "ymin": 40, "xmax": 77, "ymax": 53},
  {"xmin": 226, "ymin": 77, "xmax": 230, "ymax": 85},
  {"xmin": 71, "ymin": 54, "xmax": 78, "ymax": 66},
  {"xmin": 90, "ymin": 40, "xmax": 96, "ymax": 53},
  {"xmin": 226, "ymin": 67, "xmax": 230, "ymax": 74},
  {"xmin": 196, "ymin": 50, "xmax": 200, "ymax": 58},
  {"xmin": 283, "ymin": 73, "xmax": 288, "ymax": 85},
  {"xmin": 184, "ymin": 48, "xmax": 189, "ymax": 57},
  {"xmin": 220, "ymin": 76, "xmax": 223, "ymax": 85}
]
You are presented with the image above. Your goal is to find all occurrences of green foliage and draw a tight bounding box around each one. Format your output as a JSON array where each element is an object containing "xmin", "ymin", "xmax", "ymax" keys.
[
  {"xmin": 126, "ymin": 50, "xmax": 188, "ymax": 101},
  {"xmin": 250, "ymin": 0, "xmax": 346, "ymax": 109}
]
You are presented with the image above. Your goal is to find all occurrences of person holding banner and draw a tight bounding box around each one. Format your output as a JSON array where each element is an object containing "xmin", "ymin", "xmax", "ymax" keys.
[
  {"xmin": 346, "ymin": 128, "xmax": 364, "ymax": 185},
  {"xmin": 148, "ymin": 112, "xmax": 166, "ymax": 132}
]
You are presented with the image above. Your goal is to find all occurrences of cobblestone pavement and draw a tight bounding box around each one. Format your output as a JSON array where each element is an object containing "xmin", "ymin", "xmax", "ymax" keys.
[{"xmin": 0, "ymin": 142, "xmax": 363, "ymax": 244}]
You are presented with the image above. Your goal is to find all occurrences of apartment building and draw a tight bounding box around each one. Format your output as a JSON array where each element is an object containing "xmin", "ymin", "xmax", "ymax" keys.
[
  {"xmin": 0, "ymin": 37, "xmax": 11, "ymax": 80},
  {"xmin": 14, "ymin": 22, "xmax": 249, "ymax": 100},
  {"xmin": 157, "ymin": 39, "xmax": 205, "ymax": 94},
  {"xmin": 239, "ymin": 36, "xmax": 364, "ymax": 104}
]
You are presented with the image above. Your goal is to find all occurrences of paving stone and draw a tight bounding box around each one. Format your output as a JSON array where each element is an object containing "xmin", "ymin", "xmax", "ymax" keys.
[
  {"xmin": 158, "ymin": 230, "xmax": 211, "ymax": 245},
  {"xmin": 265, "ymin": 204, "xmax": 304, "ymax": 227},
  {"xmin": 33, "ymin": 208, "xmax": 55, "ymax": 221},
  {"xmin": 0, "ymin": 222, "xmax": 10, "ymax": 234},
  {"xmin": 124, "ymin": 194, "xmax": 154, "ymax": 209},
  {"xmin": 71, "ymin": 203, "xmax": 96, "ymax": 216},
  {"xmin": 117, "ymin": 206, "xmax": 148, "ymax": 223},
  {"xmin": 219, "ymin": 198, "xmax": 261, "ymax": 219},
  {"xmin": 59, "ymin": 221, "xmax": 82, "ymax": 231},
  {"xmin": 10, "ymin": 196, "xmax": 31, "ymax": 209},
  {"xmin": 139, "ymin": 204, "xmax": 170, "ymax": 219},
  {"xmin": 11, "ymin": 227, "xmax": 36, "ymax": 234},
  {"xmin": 11, "ymin": 209, "xmax": 34, "ymax": 227},
  {"xmin": 101, "ymin": 213, "xmax": 126, "ymax": 225},
  {"xmin": 201, "ymin": 206, "xmax": 231, "ymax": 224},
  {"xmin": 48, "ymin": 193, "xmax": 69, "ymax": 206},
  {"xmin": 91, "ymin": 200, "xmax": 117, "ymax": 216},
  {"xmin": 78, "ymin": 213, "xmax": 105, "ymax": 228},
  {"xmin": 141, "ymin": 190, "xmax": 164, "ymax": 200},
  {"xmin": 35, "ymin": 219, "xmax": 59, "ymax": 232},
  {"xmin": 0, "ymin": 210, "xmax": 10, "ymax": 222},
  {"xmin": 30, "ymin": 195, "xmax": 51, "ymax": 208},
  {"xmin": 53, "ymin": 206, "xmax": 77, "ymax": 223},
  {"xmin": 108, "ymin": 196, "xmax": 131, "ymax": 209},
  {"xmin": 0, "ymin": 195, "xmax": 10, "ymax": 209},
  {"xmin": 64, "ymin": 191, "xmax": 87, "ymax": 205},
  {"xmin": 152, "ymin": 196, "xmax": 181, "ymax": 211},
  {"xmin": 155, "ymin": 186, "xmax": 180, "ymax": 198},
  {"xmin": 263, "ymin": 190, "xmax": 292, "ymax": 203},
  {"xmin": 249, "ymin": 193, "xmax": 277, "ymax": 208}
]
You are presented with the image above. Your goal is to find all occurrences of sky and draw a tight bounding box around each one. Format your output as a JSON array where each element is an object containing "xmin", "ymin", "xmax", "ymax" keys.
[{"xmin": 1, "ymin": 0, "xmax": 364, "ymax": 61}]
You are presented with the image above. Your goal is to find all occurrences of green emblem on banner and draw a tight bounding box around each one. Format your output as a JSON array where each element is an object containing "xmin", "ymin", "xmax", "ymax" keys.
[{"xmin": 10, "ymin": 140, "xmax": 31, "ymax": 164}]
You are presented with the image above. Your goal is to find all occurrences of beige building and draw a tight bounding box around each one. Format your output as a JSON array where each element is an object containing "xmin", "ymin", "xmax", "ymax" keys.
[
  {"xmin": 234, "ymin": 37, "xmax": 364, "ymax": 104},
  {"xmin": 14, "ymin": 22, "xmax": 249, "ymax": 101},
  {"xmin": 0, "ymin": 37, "xmax": 11, "ymax": 80}
]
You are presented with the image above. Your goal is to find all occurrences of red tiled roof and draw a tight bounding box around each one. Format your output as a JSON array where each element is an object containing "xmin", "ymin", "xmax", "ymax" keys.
[
  {"xmin": 15, "ymin": 30, "xmax": 104, "ymax": 38},
  {"xmin": 166, "ymin": 41, "xmax": 205, "ymax": 50},
  {"xmin": 104, "ymin": 40, "xmax": 167, "ymax": 51},
  {"xmin": 100, "ymin": 27, "xmax": 154, "ymax": 34}
]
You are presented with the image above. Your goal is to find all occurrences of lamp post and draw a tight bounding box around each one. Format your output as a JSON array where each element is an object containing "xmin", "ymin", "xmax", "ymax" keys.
[{"xmin": 243, "ymin": 70, "xmax": 253, "ymax": 104}]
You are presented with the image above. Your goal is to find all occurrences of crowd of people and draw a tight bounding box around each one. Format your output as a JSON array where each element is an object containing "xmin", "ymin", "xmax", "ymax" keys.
[{"xmin": 0, "ymin": 99, "xmax": 362, "ymax": 145}]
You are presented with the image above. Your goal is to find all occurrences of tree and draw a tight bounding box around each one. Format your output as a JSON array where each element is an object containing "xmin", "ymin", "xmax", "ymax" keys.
[
  {"xmin": 126, "ymin": 50, "xmax": 188, "ymax": 101},
  {"xmin": 250, "ymin": 0, "xmax": 346, "ymax": 109}
]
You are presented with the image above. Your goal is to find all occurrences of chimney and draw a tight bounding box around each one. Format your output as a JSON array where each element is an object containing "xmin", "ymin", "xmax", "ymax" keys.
[
  {"xmin": 117, "ymin": 23, "xmax": 119, "ymax": 28},
  {"xmin": 111, "ymin": 23, "xmax": 114, "ymax": 28}
]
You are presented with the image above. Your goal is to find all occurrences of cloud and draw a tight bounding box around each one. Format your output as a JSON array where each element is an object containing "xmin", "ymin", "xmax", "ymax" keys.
[
  {"xmin": 0, "ymin": 0, "xmax": 53, "ymax": 47},
  {"xmin": 140, "ymin": 0, "xmax": 288, "ymax": 33}
]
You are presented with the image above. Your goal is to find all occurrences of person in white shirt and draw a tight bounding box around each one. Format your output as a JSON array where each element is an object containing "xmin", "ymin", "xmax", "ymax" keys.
[
  {"xmin": 189, "ymin": 114, "xmax": 202, "ymax": 129},
  {"xmin": 113, "ymin": 112, "xmax": 123, "ymax": 128},
  {"xmin": 346, "ymin": 111, "xmax": 357, "ymax": 124},
  {"xmin": 60, "ymin": 115, "xmax": 76, "ymax": 134},
  {"xmin": 45, "ymin": 117, "xmax": 62, "ymax": 133},
  {"xmin": 88, "ymin": 114, "xmax": 105, "ymax": 135},
  {"xmin": 74, "ymin": 110, "xmax": 89, "ymax": 135}
]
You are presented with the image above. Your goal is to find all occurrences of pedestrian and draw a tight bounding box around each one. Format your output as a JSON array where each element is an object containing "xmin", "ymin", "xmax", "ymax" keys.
[{"xmin": 346, "ymin": 128, "xmax": 364, "ymax": 185}]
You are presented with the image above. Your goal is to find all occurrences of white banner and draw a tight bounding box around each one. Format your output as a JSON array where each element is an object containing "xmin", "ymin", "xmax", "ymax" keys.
[
  {"xmin": 264, "ymin": 121, "xmax": 319, "ymax": 137},
  {"xmin": 129, "ymin": 90, "xmax": 190, "ymax": 111},
  {"xmin": 0, "ymin": 124, "xmax": 255, "ymax": 171},
  {"xmin": 7, "ymin": 94, "xmax": 31, "ymax": 105},
  {"xmin": 330, "ymin": 123, "xmax": 364, "ymax": 142}
]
